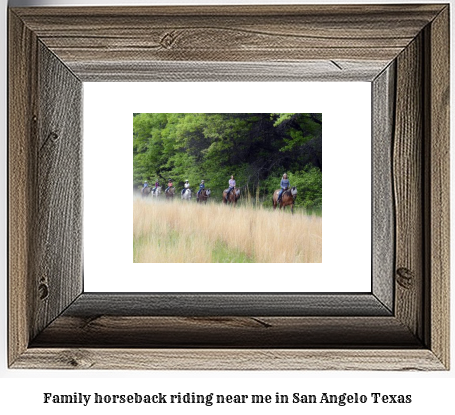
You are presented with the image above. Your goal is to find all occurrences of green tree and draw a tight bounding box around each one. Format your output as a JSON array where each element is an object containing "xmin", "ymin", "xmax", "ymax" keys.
[{"xmin": 133, "ymin": 113, "xmax": 322, "ymax": 210}]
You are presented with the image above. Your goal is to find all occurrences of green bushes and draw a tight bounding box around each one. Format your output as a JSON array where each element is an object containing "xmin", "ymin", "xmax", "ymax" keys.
[
  {"xmin": 133, "ymin": 113, "xmax": 322, "ymax": 211},
  {"xmin": 287, "ymin": 167, "xmax": 322, "ymax": 211}
]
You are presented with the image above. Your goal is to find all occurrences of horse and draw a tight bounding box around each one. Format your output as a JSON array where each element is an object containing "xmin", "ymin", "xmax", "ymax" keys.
[
  {"xmin": 273, "ymin": 187, "xmax": 298, "ymax": 214},
  {"xmin": 141, "ymin": 187, "xmax": 151, "ymax": 198},
  {"xmin": 197, "ymin": 189, "xmax": 211, "ymax": 204},
  {"xmin": 223, "ymin": 187, "xmax": 240, "ymax": 206},
  {"xmin": 165, "ymin": 187, "xmax": 175, "ymax": 199},
  {"xmin": 181, "ymin": 188, "xmax": 192, "ymax": 201},
  {"xmin": 152, "ymin": 186, "xmax": 162, "ymax": 197}
]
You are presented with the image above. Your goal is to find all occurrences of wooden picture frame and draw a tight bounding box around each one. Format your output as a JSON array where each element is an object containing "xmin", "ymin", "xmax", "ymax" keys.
[{"xmin": 8, "ymin": 4, "xmax": 449, "ymax": 370}]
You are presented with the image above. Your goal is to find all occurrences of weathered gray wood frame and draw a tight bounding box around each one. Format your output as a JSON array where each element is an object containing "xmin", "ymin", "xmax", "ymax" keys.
[{"xmin": 8, "ymin": 5, "xmax": 449, "ymax": 370}]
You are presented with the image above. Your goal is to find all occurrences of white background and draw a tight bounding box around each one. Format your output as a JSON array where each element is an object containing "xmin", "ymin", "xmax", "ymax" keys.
[
  {"xmin": 1, "ymin": 0, "xmax": 454, "ymax": 414},
  {"xmin": 84, "ymin": 82, "xmax": 371, "ymax": 292}
]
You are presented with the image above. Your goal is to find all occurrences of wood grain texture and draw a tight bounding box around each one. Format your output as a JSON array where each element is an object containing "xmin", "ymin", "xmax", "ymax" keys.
[
  {"xmin": 33, "ymin": 42, "xmax": 83, "ymax": 339},
  {"xmin": 393, "ymin": 34, "xmax": 424, "ymax": 340},
  {"xmin": 65, "ymin": 293, "xmax": 391, "ymax": 317},
  {"xmin": 70, "ymin": 60, "xmax": 388, "ymax": 82},
  {"xmin": 8, "ymin": 11, "xmax": 39, "ymax": 366},
  {"xmin": 13, "ymin": 349, "xmax": 445, "ymax": 371},
  {"xmin": 11, "ymin": 5, "xmax": 444, "ymax": 81},
  {"xmin": 8, "ymin": 4, "xmax": 450, "ymax": 370},
  {"xmin": 9, "ymin": 13, "xmax": 84, "ymax": 366},
  {"xmin": 31, "ymin": 316, "xmax": 421, "ymax": 348},
  {"xmin": 372, "ymin": 63, "xmax": 395, "ymax": 312},
  {"xmin": 426, "ymin": 6, "xmax": 450, "ymax": 368}
]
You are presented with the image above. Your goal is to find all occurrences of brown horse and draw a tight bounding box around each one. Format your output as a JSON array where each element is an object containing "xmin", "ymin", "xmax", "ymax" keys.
[
  {"xmin": 197, "ymin": 189, "xmax": 211, "ymax": 204},
  {"xmin": 165, "ymin": 187, "xmax": 175, "ymax": 199},
  {"xmin": 223, "ymin": 187, "xmax": 240, "ymax": 206},
  {"xmin": 141, "ymin": 187, "xmax": 151, "ymax": 198},
  {"xmin": 273, "ymin": 187, "xmax": 298, "ymax": 214}
]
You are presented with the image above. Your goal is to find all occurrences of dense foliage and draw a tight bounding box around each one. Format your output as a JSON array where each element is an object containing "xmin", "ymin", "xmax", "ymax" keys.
[{"xmin": 133, "ymin": 113, "xmax": 322, "ymax": 210}]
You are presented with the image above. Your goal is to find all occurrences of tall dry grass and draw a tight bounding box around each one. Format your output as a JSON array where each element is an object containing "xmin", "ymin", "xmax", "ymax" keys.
[{"xmin": 133, "ymin": 198, "xmax": 322, "ymax": 263}]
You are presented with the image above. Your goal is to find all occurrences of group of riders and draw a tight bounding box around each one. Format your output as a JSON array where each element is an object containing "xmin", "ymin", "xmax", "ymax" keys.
[
  {"xmin": 142, "ymin": 173, "xmax": 292, "ymax": 204},
  {"xmin": 142, "ymin": 178, "xmax": 206, "ymax": 199}
]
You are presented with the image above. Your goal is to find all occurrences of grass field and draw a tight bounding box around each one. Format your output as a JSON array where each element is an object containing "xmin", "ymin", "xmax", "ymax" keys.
[{"xmin": 133, "ymin": 198, "xmax": 322, "ymax": 263}]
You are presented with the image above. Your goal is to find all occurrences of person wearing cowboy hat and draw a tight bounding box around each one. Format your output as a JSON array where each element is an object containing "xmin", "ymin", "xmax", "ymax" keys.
[{"xmin": 181, "ymin": 180, "xmax": 190, "ymax": 195}]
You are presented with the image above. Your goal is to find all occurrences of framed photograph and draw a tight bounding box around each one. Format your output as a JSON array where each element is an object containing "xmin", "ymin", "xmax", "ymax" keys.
[
  {"xmin": 84, "ymin": 82, "xmax": 370, "ymax": 293},
  {"xmin": 8, "ymin": 4, "xmax": 449, "ymax": 370}
]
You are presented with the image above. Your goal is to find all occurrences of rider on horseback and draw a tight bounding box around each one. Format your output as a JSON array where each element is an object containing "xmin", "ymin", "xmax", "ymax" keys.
[
  {"xmin": 181, "ymin": 180, "xmax": 190, "ymax": 196},
  {"xmin": 197, "ymin": 180, "xmax": 205, "ymax": 198},
  {"xmin": 225, "ymin": 175, "xmax": 236, "ymax": 201},
  {"xmin": 165, "ymin": 179, "xmax": 173, "ymax": 193},
  {"xmin": 277, "ymin": 173, "xmax": 290, "ymax": 204},
  {"xmin": 152, "ymin": 179, "xmax": 160, "ymax": 194},
  {"xmin": 142, "ymin": 180, "xmax": 149, "ymax": 189}
]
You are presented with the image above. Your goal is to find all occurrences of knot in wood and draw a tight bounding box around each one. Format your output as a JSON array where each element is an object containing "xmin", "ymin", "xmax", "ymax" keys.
[
  {"xmin": 160, "ymin": 31, "xmax": 180, "ymax": 49},
  {"xmin": 38, "ymin": 281, "xmax": 49, "ymax": 300},
  {"xmin": 48, "ymin": 131, "xmax": 59, "ymax": 142},
  {"xmin": 396, "ymin": 267, "xmax": 414, "ymax": 289},
  {"xmin": 60, "ymin": 350, "xmax": 94, "ymax": 369}
]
